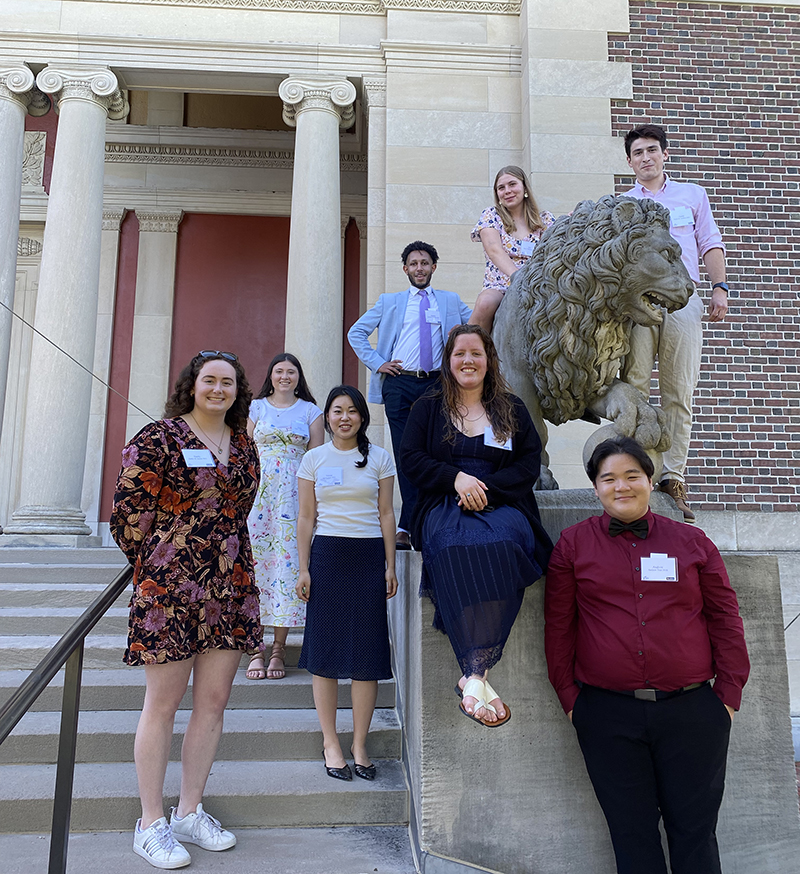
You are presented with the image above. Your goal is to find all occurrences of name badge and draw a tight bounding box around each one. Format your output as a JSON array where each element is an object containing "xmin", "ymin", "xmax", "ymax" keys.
[
  {"xmin": 483, "ymin": 426, "xmax": 512, "ymax": 451},
  {"xmin": 425, "ymin": 309, "xmax": 441, "ymax": 324},
  {"xmin": 291, "ymin": 419, "xmax": 309, "ymax": 439},
  {"xmin": 519, "ymin": 240, "xmax": 535, "ymax": 257},
  {"xmin": 317, "ymin": 466, "xmax": 343, "ymax": 487},
  {"xmin": 670, "ymin": 206, "xmax": 694, "ymax": 228},
  {"xmin": 182, "ymin": 448, "xmax": 216, "ymax": 467},
  {"xmin": 641, "ymin": 553, "xmax": 679, "ymax": 582}
]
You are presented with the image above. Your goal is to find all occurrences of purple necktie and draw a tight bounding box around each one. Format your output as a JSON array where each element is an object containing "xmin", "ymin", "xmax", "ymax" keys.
[{"xmin": 418, "ymin": 292, "xmax": 433, "ymax": 372}]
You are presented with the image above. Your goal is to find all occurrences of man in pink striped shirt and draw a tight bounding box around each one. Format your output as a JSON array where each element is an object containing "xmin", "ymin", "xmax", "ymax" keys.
[{"xmin": 620, "ymin": 124, "xmax": 728, "ymax": 522}]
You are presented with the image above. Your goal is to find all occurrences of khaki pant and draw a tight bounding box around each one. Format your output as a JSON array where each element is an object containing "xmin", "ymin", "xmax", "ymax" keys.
[{"xmin": 620, "ymin": 292, "xmax": 703, "ymax": 483}]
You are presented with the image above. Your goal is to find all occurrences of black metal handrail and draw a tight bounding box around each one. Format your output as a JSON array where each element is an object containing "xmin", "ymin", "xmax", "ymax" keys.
[{"xmin": 0, "ymin": 563, "xmax": 134, "ymax": 874}]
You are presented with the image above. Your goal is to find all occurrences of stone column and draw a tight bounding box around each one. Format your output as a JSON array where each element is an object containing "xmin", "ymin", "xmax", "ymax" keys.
[
  {"xmin": 279, "ymin": 75, "xmax": 356, "ymax": 395},
  {"xmin": 126, "ymin": 209, "xmax": 183, "ymax": 441},
  {"xmin": 4, "ymin": 67, "xmax": 128, "ymax": 539},
  {"xmin": 0, "ymin": 64, "xmax": 49, "ymax": 446}
]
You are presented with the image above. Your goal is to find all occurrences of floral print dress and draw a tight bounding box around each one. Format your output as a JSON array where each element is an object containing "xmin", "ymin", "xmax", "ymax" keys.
[
  {"xmin": 110, "ymin": 418, "xmax": 263, "ymax": 666},
  {"xmin": 247, "ymin": 397, "xmax": 322, "ymax": 628},
  {"xmin": 471, "ymin": 206, "xmax": 556, "ymax": 292}
]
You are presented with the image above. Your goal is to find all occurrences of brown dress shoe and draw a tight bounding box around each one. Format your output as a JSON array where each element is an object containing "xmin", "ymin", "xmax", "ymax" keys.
[
  {"xmin": 659, "ymin": 479, "xmax": 695, "ymax": 523},
  {"xmin": 395, "ymin": 531, "xmax": 412, "ymax": 550}
]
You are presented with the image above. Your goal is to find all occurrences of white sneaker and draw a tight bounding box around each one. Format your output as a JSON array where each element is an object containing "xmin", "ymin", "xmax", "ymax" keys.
[
  {"xmin": 133, "ymin": 817, "xmax": 191, "ymax": 869},
  {"xmin": 170, "ymin": 803, "xmax": 237, "ymax": 851}
]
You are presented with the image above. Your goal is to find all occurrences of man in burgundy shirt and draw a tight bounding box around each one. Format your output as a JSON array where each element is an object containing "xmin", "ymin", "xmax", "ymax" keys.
[{"xmin": 545, "ymin": 436, "xmax": 749, "ymax": 874}]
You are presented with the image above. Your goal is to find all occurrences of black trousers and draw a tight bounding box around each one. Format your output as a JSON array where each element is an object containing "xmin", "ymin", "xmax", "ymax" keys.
[
  {"xmin": 572, "ymin": 683, "xmax": 732, "ymax": 874},
  {"xmin": 381, "ymin": 372, "xmax": 439, "ymax": 532}
]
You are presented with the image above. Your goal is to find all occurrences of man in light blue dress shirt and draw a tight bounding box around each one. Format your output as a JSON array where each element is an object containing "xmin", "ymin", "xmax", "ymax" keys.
[{"xmin": 348, "ymin": 241, "xmax": 471, "ymax": 548}]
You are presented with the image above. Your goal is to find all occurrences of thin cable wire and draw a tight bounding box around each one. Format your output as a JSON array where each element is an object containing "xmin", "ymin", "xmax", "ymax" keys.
[{"xmin": 0, "ymin": 298, "xmax": 156, "ymax": 422}]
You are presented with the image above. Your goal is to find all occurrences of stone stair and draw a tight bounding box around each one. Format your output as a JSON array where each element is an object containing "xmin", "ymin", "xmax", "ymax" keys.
[{"xmin": 0, "ymin": 548, "xmax": 409, "ymax": 838}]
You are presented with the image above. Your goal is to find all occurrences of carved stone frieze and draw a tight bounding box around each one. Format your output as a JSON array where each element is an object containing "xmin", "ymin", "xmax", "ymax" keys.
[
  {"xmin": 36, "ymin": 67, "xmax": 130, "ymax": 120},
  {"xmin": 0, "ymin": 65, "xmax": 51, "ymax": 116},
  {"xmin": 363, "ymin": 78, "xmax": 387, "ymax": 121},
  {"xmin": 105, "ymin": 143, "xmax": 367, "ymax": 172},
  {"xmin": 135, "ymin": 209, "xmax": 184, "ymax": 234},
  {"xmin": 22, "ymin": 132, "xmax": 47, "ymax": 189},
  {"xmin": 59, "ymin": 0, "xmax": 521, "ymax": 12},
  {"xmin": 102, "ymin": 208, "xmax": 126, "ymax": 231},
  {"xmin": 279, "ymin": 77, "xmax": 357, "ymax": 129},
  {"xmin": 17, "ymin": 237, "xmax": 43, "ymax": 257}
]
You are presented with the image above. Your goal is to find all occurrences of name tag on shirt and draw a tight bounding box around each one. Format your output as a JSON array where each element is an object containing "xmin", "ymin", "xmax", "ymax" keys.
[
  {"xmin": 641, "ymin": 553, "xmax": 678, "ymax": 582},
  {"xmin": 182, "ymin": 448, "xmax": 216, "ymax": 467},
  {"xmin": 425, "ymin": 310, "xmax": 441, "ymax": 324},
  {"xmin": 317, "ymin": 466, "xmax": 343, "ymax": 487},
  {"xmin": 670, "ymin": 206, "xmax": 694, "ymax": 228},
  {"xmin": 484, "ymin": 426, "xmax": 512, "ymax": 451},
  {"xmin": 291, "ymin": 419, "xmax": 309, "ymax": 439},
  {"xmin": 519, "ymin": 240, "xmax": 535, "ymax": 257}
]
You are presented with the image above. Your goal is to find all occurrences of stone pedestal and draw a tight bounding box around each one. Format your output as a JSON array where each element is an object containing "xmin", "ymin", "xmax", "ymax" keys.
[
  {"xmin": 279, "ymin": 76, "xmax": 356, "ymax": 396},
  {"xmin": 3, "ymin": 67, "xmax": 128, "ymax": 539},
  {"xmin": 389, "ymin": 494, "xmax": 800, "ymax": 873},
  {"xmin": 0, "ymin": 64, "xmax": 49, "ymax": 447}
]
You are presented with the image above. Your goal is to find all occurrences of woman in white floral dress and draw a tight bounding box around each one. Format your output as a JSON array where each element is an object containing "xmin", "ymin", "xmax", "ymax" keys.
[{"xmin": 246, "ymin": 353, "xmax": 324, "ymax": 680}]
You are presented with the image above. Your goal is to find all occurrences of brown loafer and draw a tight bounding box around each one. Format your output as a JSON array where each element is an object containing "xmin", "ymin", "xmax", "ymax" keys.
[
  {"xmin": 395, "ymin": 531, "xmax": 412, "ymax": 550},
  {"xmin": 659, "ymin": 479, "xmax": 695, "ymax": 523}
]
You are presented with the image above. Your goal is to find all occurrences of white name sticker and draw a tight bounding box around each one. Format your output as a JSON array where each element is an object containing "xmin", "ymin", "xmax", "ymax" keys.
[
  {"xmin": 291, "ymin": 420, "xmax": 309, "ymax": 439},
  {"xmin": 484, "ymin": 426, "xmax": 512, "ymax": 451},
  {"xmin": 317, "ymin": 466, "xmax": 343, "ymax": 487},
  {"xmin": 641, "ymin": 553, "xmax": 679, "ymax": 582},
  {"xmin": 519, "ymin": 240, "xmax": 535, "ymax": 257},
  {"xmin": 182, "ymin": 448, "xmax": 216, "ymax": 467},
  {"xmin": 670, "ymin": 206, "xmax": 694, "ymax": 228},
  {"xmin": 425, "ymin": 309, "xmax": 441, "ymax": 324}
]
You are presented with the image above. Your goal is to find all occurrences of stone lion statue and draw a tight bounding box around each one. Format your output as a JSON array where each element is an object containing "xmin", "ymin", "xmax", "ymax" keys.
[{"xmin": 494, "ymin": 194, "xmax": 694, "ymax": 488}]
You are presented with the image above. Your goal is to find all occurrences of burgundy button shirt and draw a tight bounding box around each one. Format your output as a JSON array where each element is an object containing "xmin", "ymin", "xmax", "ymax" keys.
[{"xmin": 544, "ymin": 510, "xmax": 749, "ymax": 714}]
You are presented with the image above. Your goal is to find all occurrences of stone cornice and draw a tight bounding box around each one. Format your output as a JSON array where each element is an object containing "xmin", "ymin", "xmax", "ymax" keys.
[
  {"xmin": 36, "ymin": 66, "xmax": 130, "ymax": 119},
  {"xmin": 381, "ymin": 40, "xmax": 522, "ymax": 74},
  {"xmin": 279, "ymin": 77, "xmax": 357, "ymax": 128},
  {"xmin": 102, "ymin": 208, "xmax": 127, "ymax": 231},
  {"xmin": 104, "ymin": 142, "xmax": 367, "ymax": 171},
  {"xmin": 135, "ymin": 209, "xmax": 184, "ymax": 233},
  {"xmin": 0, "ymin": 65, "xmax": 50, "ymax": 116},
  {"xmin": 62, "ymin": 0, "xmax": 522, "ymax": 14}
]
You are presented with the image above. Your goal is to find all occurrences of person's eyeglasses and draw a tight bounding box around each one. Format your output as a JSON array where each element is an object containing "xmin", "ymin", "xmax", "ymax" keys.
[{"xmin": 198, "ymin": 350, "xmax": 238, "ymax": 363}]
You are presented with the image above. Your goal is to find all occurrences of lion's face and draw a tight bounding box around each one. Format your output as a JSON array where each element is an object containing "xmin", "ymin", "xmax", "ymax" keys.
[{"xmin": 614, "ymin": 226, "xmax": 694, "ymax": 327}]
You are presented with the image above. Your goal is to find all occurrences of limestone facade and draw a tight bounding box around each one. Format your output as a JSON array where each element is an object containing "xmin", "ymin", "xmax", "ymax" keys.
[{"xmin": 0, "ymin": 0, "xmax": 793, "ymax": 539}]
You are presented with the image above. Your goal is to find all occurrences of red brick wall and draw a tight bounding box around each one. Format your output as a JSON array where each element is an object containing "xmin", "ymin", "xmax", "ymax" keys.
[{"xmin": 609, "ymin": 1, "xmax": 800, "ymax": 512}]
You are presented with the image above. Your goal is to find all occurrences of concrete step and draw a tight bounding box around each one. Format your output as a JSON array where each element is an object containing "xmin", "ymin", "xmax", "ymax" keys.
[
  {"xmin": 1, "ymin": 707, "xmax": 401, "ymax": 765},
  {"xmin": 0, "ymin": 547, "xmax": 127, "ymax": 566},
  {"xmin": 0, "ymin": 668, "xmax": 397, "ymax": 712},
  {"xmin": 0, "ymin": 825, "xmax": 417, "ymax": 874},
  {"xmin": 0, "ymin": 606, "xmax": 130, "ymax": 635},
  {"xmin": 0, "ymin": 759, "xmax": 409, "ymax": 832},
  {"xmin": 0, "ymin": 564, "xmax": 129, "ymax": 584},
  {"xmin": 0, "ymin": 582, "xmax": 127, "ymax": 608},
  {"xmin": 0, "ymin": 634, "xmax": 306, "ymax": 670}
]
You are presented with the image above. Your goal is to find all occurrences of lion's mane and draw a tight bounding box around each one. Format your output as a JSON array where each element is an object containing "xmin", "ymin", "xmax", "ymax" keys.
[{"xmin": 513, "ymin": 194, "xmax": 672, "ymax": 425}]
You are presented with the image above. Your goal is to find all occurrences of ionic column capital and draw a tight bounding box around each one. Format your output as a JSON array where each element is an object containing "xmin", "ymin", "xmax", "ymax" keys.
[
  {"xmin": 279, "ymin": 76, "xmax": 356, "ymax": 129},
  {"xmin": 0, "ymin": 64, "xmax": 50, "ymax": 116},
  {"xmin": 36, "ymin": 66, "xmax": 129, "ymax": 120},
  {"xmin": 135, "ymin": 209, "xmax": 184, "ymax": 233}
]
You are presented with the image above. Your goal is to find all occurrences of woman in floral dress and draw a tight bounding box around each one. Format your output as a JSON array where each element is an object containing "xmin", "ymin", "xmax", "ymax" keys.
[
  {"xmin": 470, "ymin": 165, "xmax": 556, "ymax": 333},
  {"xmin": 245, "ymin": 353, "xmax": 323, "ymax": 681},
  {"xmin": 111, "ymin": 350, "xmax": 262, "ymax": 870}
]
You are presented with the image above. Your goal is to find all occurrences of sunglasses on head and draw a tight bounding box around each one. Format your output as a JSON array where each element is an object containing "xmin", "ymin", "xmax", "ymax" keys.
[{"xmin": 198, "ymin": 350, "xmax": 238, "ymax": 363}]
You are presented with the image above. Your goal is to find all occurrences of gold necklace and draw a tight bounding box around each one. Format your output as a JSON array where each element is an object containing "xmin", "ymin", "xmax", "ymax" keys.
[{"xmin": 188, "ymin": 413, "xmax": 228, "ymax": 453}]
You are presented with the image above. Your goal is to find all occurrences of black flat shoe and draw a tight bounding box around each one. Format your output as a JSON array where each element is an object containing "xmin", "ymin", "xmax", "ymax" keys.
[
  {"xmin": 353, "ymin": 761, "xmax": 376, "ymax": 780},
  {"xmin": 322, "ymin": 750, "xmax": 352, "ymax": 781}
]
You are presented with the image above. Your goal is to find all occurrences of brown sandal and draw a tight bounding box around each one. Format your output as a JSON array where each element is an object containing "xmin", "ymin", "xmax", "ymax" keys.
[
  {"xmin": 266, "ymin": 642, "xmax": 286, "ymax": 680},
  {"xmin": 246, "ymin": 653, "xmax": 266, "ymax": 680}
]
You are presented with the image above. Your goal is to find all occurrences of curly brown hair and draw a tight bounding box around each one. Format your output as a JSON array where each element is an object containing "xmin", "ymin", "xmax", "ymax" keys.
[
  {"xmin": 439, "ymin": 324, "xmax": 517, "ymax": 444},
  {"xmin": 164, "ymin": 352, "xmax": 252, "ymax": 431}
]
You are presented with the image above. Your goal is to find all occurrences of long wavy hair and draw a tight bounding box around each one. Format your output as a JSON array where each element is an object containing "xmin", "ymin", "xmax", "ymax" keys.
[
  {"xmin": 493, "ymin": 165, "xmax": 546, "ymax": 236},
  {"xmin": 323, "ymin": 385, "xmax": 371, "ymax": 468},
  {"xmin": 255, "ymin": 352, "xmax": 316, "ymax": 404},
  {"xmin": 164, "ymin": 352, "xmax": 252, "ymax": 431},
  {"xmin": 439, "ymin": 324, "xmax": 517, "ymax": 444}
]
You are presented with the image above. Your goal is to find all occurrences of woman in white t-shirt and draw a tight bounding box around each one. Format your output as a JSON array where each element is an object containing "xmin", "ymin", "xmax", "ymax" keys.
[
  {"xmin": 246, "ymin": 353, "xmax": 323, "ymax": 681},
  {"xmin": 296, "ymin": 385, "xmax": 397, "ymax": 782}
]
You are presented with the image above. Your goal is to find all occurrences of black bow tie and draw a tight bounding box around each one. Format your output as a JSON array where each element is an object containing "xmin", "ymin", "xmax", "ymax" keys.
[{"xmin": 608, "ymin": 517, "xmax": 649, "ymax": 539}]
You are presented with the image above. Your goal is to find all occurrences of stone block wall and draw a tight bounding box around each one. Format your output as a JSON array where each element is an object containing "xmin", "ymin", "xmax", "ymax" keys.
[{"xmin": 608, "ymin": 1, "xmax": 800, "ymax": 512}]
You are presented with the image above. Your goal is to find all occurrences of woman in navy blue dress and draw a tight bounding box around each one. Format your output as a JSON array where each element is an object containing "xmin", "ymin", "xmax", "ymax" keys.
[{"xmin": 400, "ymin": 325, "xmax": 552, "ymax": 726}]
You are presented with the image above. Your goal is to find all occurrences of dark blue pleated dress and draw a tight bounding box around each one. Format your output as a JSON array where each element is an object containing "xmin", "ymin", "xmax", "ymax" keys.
[{"xmin": 420, "ymin": 433, "xmax": 544, "ymax": 676}]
